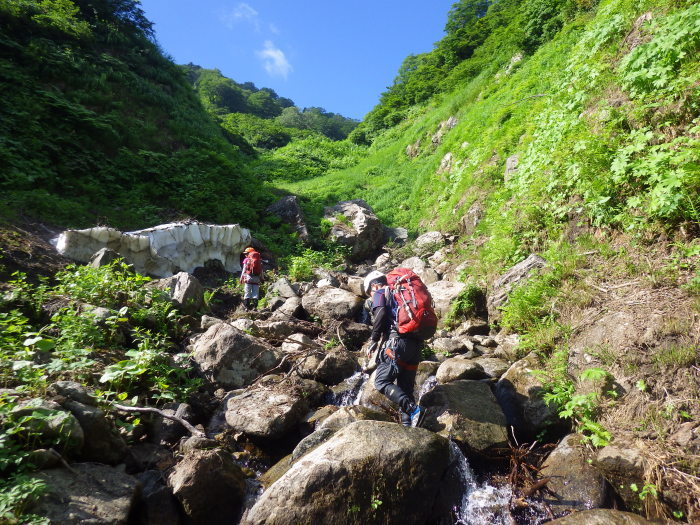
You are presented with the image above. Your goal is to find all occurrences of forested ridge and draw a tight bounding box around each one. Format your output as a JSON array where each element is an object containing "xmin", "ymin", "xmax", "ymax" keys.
[{"xmin": 0, "ymin": 0, "xmax": 699, "ymax": 523}]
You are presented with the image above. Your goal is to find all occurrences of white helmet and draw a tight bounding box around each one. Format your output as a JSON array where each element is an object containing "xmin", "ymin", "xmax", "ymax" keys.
[{"xmin": 363, "ymin": 270, "xmax": 385, "ymax": 295}]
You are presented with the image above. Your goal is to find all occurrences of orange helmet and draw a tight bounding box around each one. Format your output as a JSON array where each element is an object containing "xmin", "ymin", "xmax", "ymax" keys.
[{"xmin": 244, "ymin": 247, "xmax": 255, "ymax": 253}]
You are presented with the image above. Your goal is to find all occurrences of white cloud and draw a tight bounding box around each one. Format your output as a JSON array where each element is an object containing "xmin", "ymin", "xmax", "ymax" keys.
[
  {"xmin": 221, "ymin": 3, "xmax": 260, "ymax": 31},
  {"xmin": 269, "ymin": 23, "xmax": 279, "ymax": 34},
  {"xmin": 256, "ymin": 40, "xmax": 292, "ymax": 79}
]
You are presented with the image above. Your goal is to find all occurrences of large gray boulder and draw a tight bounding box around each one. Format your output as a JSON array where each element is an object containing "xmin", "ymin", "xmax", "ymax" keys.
[
  {"xmin": 487, "ymin": 254, "xmax": 546, "ymax": 322},
  {"xmin": 191, "ymin": 323, "xmax": 282, "ymax": 389},
  {"xmin": 169, "ymin": 449, "xmax": 246, "ymax": 524},
  {"xmin": 593, "ymin": 441, "xmax": 647, "ymax": 511},
  {"xmin": 436, "ymin": 357, "xmax": 486, "ymax": 384},
  {"xmin": 421, "ymin": 380, "xmax": 509, "ymax": 456},
  {"xmin": 225, "ymin": 377, "xmax": 328, "ymax": 441},
  {"xmin": 323, "ymin": 200, "xmax": 384, "ymax": 261},
  {"xmin": 318, "ymin": 405, "xmax": 393, "ymax": 431},
  {"xmin": 301, "ymin": 286, "xmax": 363, "ymax": 321},
  {"xmin": 266, "ymin": 195, "xmax": 309, "ymax": 240},
  {"xmin": 297, "ymin": 348, "xmax": 359, "ymax": 385},
  {"xmin": 495, "ymin": 352, "xmax": 562, "ymax": 442},
  {"xmin": 11, "ymin": 399, "xmax": 84, "ymax": 457},
  {"xmin": 268, "ymin": 277, "xmax": 298, "ymax": 298},
  {"xmin": 242, "ymin": 421, "xmax": 453, "ymax": 525},
  {"xmin": 27, "ymin": 463, "xmax": 140, "ymax": 524},
  {"xmin": 149, "ymin": 272, "xmax": 204, "ymax": 315},
  {"xmin": 541, "ymin": 434, "xmax": 609, "ymax": 516},
  {"xmin": 413, "ymin": 231, "xmax": 446, "ymax": 255},
  {"xmin": 427, "ymin": 280, "xmax": 467, "ymax": 318}
]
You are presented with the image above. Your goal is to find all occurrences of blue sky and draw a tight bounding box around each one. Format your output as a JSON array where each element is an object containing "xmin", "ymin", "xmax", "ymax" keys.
[{"xmin": 138, "ymin": 1, "xmax": 456, "ymax": 120}]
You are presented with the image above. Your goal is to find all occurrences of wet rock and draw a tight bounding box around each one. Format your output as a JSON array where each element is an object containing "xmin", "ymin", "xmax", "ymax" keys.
[
  {"xmin": 61, "ymin": 399, "xmax": 127, "ymax": 464},
  {"xmin": 323, "ymin": 200, "xmax": 384, "ymax": 261},
  {"xmin": 301, "ymin": 286, "xmax": 363, "ymax": 321},
  {"xmin": 545, "ymin": 508, "xmax": 656, "ymax": 524},
  {"xmin": 318, "ymin": 405, "xmax": 393, "ymax": 431},
  {"xmin": 495, "ymin": 352, "xmax": 562, "ymax": 442},
  {"xmin": 414, "ymin": 362, "xmax": 440, "ymax": 399},
  {"xmin": 436, "ymin": 357, "xmax": 486, "ymax": 383},
  {"xmin": 191, "ymin": 323, "xmax": 282, "ymax": 390},
  {"xmin": 541, "ymin": 434, "xmax": 609, "ymax": 515},
  {"xmin": 487, "ymin": 254, "xmax": 546, "ymax": 323},
  {"xmin": 134, "ymin": 470, "xmax": 182, "ymax": 525},
  {"xmin": 413, "ymin": 231, "xmax": 446, "ymax": 255},
  {"xmin": 128, "ymin": 443, "xmax": 175, "ymax": 472},
  {"xmin": 593, "ymin": 442, "xmax": 646, "ymax": 510},
  {"xmin": 358, "ymin": 369, "xmax": 400, "ymax": 414},
  {"xmin": 89, "ymin": 247, "xmax": 122, "ymax": 268},
  {"xmin": 259, "ymin": 454, "xmax": 294, "ymax": 488},
  {"xmin": 169, "ymin": 449, "xmax": 246, "ymax": 524},
  {"xmin": 427, "ymin": 280, "xmax": 467, "ymax": 318},
  {"xmin": 266, "ymin": 195, "xmax": 309, "ymax": 241},
  {"xmin": 242, "ymin": 421, "xmax": 452, "ymax": 525},
  {"xmin": 150, "ymin": 272, "xmax": 204, "ymax": 315},
  {"xmin": 27, "ymin": 463, "xmax": 140, "ymax": 524},
  {"xmin": 225, "ymin": 377, "xmax": 328, "ymax": 440},
  {"xmin": 421, "ymin": 380, "xmax": 509, "ymax": 456},
  {"xmin": 292, "ymin": 427, "xmax": 336, "ymax": 460}
]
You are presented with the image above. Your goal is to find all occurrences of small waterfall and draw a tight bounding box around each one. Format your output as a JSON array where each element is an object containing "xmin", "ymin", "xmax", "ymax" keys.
[
  {"xmin": 448, "ymin": 441, "xmax": 515, "ymax": 525},
  {"xmin": 329, "ymin": 371, "xmax": 368, "ymax": 406},
  {"xmin": 418, "ymin": 375, "xmax": 437, "ymax": 402}
]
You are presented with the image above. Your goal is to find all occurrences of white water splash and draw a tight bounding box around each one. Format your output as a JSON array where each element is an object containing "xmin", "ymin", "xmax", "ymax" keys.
[
  {"xmin": 449, "ymin": 441, "xmax": 515, "ymax": 525},
  {"xmin": 331, "ymin": 371, "xmax": 368, "ymax": 406},
  {"xmin": 418, "ymin": 375, "xmax": 437, "ymax": 402}
]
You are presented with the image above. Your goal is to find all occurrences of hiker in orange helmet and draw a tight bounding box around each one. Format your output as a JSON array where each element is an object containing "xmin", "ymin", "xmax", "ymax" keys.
[{"xmin": 240, "ymin": 247, "xmax": 263, "ymax": 310}]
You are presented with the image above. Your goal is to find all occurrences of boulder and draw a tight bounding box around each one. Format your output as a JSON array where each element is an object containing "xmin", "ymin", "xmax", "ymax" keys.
[
  {"xmin": 472, "ymin": 357, "xmax": 510, "ymax": 379},
  {"xmin": 191, "ymin": 323, "xmax": 282, "ymax": 389},
  {"xmin": 47, "ymin": 381, "xmax": 97, "ymax": 406},
  {"xmin": 60, "ymin": 399, "xmax": 127, "ymax": 464},
  {"xmin": 495, "ymin": 352, "xmax": 563, "ymax": 442},
  {"xmin": 27, "ymin": 463, "xmax": 140, "ymax": 524},
  {"xmin": 545, "ymin": 509, "xmax": 656, "ymax": 525},
  {"xmin": 135, "ymin": 470, "xmax": 182, "ymax": 525},
  {"xmin": 459, "ymin": 201, "xmax": 484, "ymax": 236},
  {"xmin": 436, "ymin": 357, "xmax": 486, "ymax": 384},
  {"xmin": 265, "ymin": 195, "xmax": 309, "ymax": 240},
  {"xmin": 149, "ymin": 402, "xmax": 195, "ymax": 447},
  {"xmin": 593, "ymin": 442, "xmax": 646, "ymax": 510},
  {"xmin": 150, "ymin": 272, "xmax": 204, "ymax": 315},
  {"xmin": 541, "ymin": 434, "xmax": 609, "ymax": 515},
  {"xmin": 323, "ymin": 200, "xmax": 384, "ymax": 261},
  {"xmin": 399, "ymin": 256, "xmax": 427, "ymax": 271},
  {"xmin": 421, "ymin": 380, "xmax": 509, "ymax": 456},
  {"xmin": 56, "ymin": 222, "xmax": 252, "ymax": 278},
  {"xmin": 487, "ymin": 254, "xmax": 546, "ymax": 322},
  {"xmin": 169, "ymin": 449, "xmax": 246, "ymax": 524},
  {"xmin": 427, "ymin": 280, "xmax": 467, "ymax": 318},
  {"xmin": 89, "ymin": 247, "xmax": 122, "ymax": 268},
  {"xmin": 358, "ymin": 369, "xmax": 400, "ymax": 414},
  {"xmin": 200, "ymin": 314, "xmax": 222, "ymax": 330},
  {"xmin": 292, "ymin": 427, "xmax": 336, "ymax": 461},
  {"xmin": 275, "ymin": 296, "xmax": 303, "ymax": 318},
  {"xmin": 297, "ymin": 348, "xmax": 359, "ymax": 385},
  {"xmin": 504, "ymin": 154, "xmax": 519, "ymax": 184},
  {"xmin": 383, "ymin": 226, "xmax": 408, "ymax": 245},
  {"xmin": 281, "ymin": 333, "xmax": 317, "ymax": 353},
  {"xmin": 413, "ymin": 231, "xmax": 446, "ymax": 255},
  {"xmin": 414, "ymin": 361, "xmax": 440, "ymax": 400},
  {"xmin": 242, "ymin": 421, "xmax": 453, "ymax": 525},
  {"xmin": 454, "ymin": 318, "xmax": 490, "ymax": 336},
  {"xmin": 318, "ymin": 405, "xmax": 393, "ymax": 431},
  {"xmin": 11, "ymin": 399, "xmax": 84, "ymax": 457},
  {"xmin": 432, "ymin": 337, "xmax": 468, "ymax": 355},
  {"xmin": 301, "ymin": 286, "xmax": 363, "ymax": 321},
  {"xmin": 225, "ymin": 377, "xmax": 328, "ymax": 440},
  {"xmin": 269, "ymin": 277, "xmax": 298, "ymax": 298},
  {"xmin": 436, "ymin": 152, "xmax": 454, "ymax": 174}
]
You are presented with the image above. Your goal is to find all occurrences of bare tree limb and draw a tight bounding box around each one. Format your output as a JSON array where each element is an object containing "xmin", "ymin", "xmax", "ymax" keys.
[{"xmin": 112, "ymin": 403, "xmax": 205, "ymax": 437}]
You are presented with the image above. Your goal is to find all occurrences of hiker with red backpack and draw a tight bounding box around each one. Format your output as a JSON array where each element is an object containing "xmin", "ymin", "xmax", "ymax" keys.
[
  {"xmin": 363, "ymin": 268, "xmax": 438, "ymax": 428},
  {"xmin": 240, "ymin": 246, "xmax": 263, "ymax": 310}
]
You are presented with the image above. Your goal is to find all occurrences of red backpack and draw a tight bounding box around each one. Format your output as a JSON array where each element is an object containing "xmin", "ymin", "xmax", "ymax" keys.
[
  {"xmin": 244, "ymin": 252, "xmax": 262, "ymax": 275},
  {"xmin": 385, "ymin": 268, "xmax": 438, "ymax": 340}
]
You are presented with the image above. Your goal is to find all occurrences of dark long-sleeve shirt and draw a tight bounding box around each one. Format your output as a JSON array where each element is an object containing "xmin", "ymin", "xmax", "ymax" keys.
[{"xmin": 371, "ymin": 288, "xmax": 392, "ymax": 342}]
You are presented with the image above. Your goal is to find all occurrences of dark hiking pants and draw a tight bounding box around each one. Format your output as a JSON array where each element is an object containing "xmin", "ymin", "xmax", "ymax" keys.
[{"xmin": 374, "ymin": 335, "xmax": 421, "ymax": 425}]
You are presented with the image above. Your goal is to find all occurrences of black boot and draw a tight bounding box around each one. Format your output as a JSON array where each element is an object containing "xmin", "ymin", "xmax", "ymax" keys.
[{"xmin": 251, "ymin": 299, "xmax": 258, "ymax": 310}]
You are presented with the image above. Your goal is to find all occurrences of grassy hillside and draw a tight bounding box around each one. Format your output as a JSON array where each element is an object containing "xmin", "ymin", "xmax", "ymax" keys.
[{"xmin": 0, "ymin": 0, "xmax": 275, "ymax": 229}]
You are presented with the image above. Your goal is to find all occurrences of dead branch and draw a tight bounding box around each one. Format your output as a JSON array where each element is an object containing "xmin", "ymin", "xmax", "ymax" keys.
[{"xmin": 112, "ymin": 403, "xmax": 205, "ymax": 437}]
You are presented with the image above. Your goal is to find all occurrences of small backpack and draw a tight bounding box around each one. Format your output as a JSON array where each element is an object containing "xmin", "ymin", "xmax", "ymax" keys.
[{"xmin": 385, "ymin": 268, "xmax": 438, "ymax": 340}]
